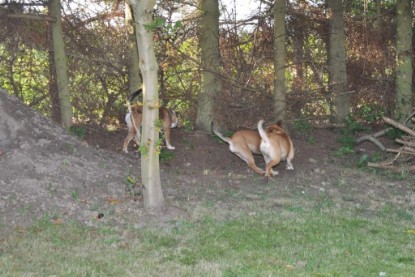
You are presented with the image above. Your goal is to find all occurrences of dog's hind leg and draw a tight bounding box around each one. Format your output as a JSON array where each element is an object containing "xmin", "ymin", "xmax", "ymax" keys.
[
  {"xmin": 265, "ymin": 158, "xmax": 280, "ymax": 178},
  {"xmin": 133, "ymin": 130, "xmax": 141, "ymax": 146},
  {"xmin": 286, "ymin": 160, "xmax": 294, "ymax": 170},
  {"xmin": 270, "ymin": 168, "xmax": 279, "ymax": 176},
  {"xmin": 123, "ymin": 131, "xmax": 137, "ymax": 153},
  {"xmin": 286, "ymin": 149, "xmax": 294, "ymax": 170},
  {"xmin": 164, "ymin": 127, "xmax": 175, "ymax": 150},
  {"xmin": 234, "ymin": 147, "xmax": 264, "ymax": 175},
  {"xmin": 247, "ymin": 160, "xmax": 265, "ymax": 175}
]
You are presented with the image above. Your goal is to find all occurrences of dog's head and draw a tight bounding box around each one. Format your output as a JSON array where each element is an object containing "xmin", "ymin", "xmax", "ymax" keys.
[{"xmin": 266, "ymin": 123, "xmax": 285, "ymax": 135}]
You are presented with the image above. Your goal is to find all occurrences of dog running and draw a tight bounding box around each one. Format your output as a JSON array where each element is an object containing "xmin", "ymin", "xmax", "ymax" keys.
[{"xmin": 257, "ymin": 119, "xmax": 294, "ymax": 178}]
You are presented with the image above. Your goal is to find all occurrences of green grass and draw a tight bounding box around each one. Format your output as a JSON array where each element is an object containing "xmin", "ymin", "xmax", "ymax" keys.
[{"xmin": 1, "ymin": 203, "xmax": 414, "ymax": 276}]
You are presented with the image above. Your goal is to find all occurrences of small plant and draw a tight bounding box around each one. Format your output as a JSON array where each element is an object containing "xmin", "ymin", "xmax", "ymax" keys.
[
  {"xmin": 71, "ymin": 190, "xmax": 79, "ymax": 203},
  {"xmin": 386, "ymin": 127, "xmax": 405, "ymax": 140},
  {"xmin": 336, "ymin": 145, "xmax": 355, "ymax": 156},
  {"xmin": 182, "ymin": 138, "xmax": 195, "ymax": 150},
  {"xmin": 181, "ymin": 119, "xmax": 194, "ymax": 133},
  {"xmin": 357, "ymin": 154, "xmax": 369, "ymax": 168},
  {"xmin": 154, "ymin": 118, "xmax": 163, "ymax": 131},
  {"xmin": 124, "ymin": 175, "xmax": 143, "ymax": 197},
  {"xmin": 336, "ymin": 116, "xmax": 369, "ymax": 156},
  {"xmin": 292, "ymin": 118, "xmax": 315, "ymax": 143},
  {"xmin": 293, "ymin": 118, "xmax": 312, "ymax": 134},
  {"xmin": 139, "ymin": 140, "xmax": 150, "ymax": 157},
  {"xmin": 342, "ymin": 115, "xmax": 368, "ymax": 134},
  {"xmin": 69, "ymin": 125, "xmax": 86, "ymax": 139},
  {"xmin": 356, "ymin": 104, "xmax": 385, "ymax": 124},
  {"xmin": 125, "ymin": 175, "xmax": 137, "ymax": 193},
  {"xmin": 160, "ymin": 148, "xmax": 175, "ymax": 162}
]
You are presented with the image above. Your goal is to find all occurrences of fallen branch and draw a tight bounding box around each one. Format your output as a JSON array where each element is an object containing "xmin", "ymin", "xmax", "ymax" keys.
[
  {"xmin": 367, "ymin": 162, "xmax": 415, "ymax": 172},
  {"xmin": 366, "ymin": 114, "xmax": 415, "ymax": 172},
  {"xmin": 356, "ymin": 127, "xmax": 392, "ymax": 151},
  {"xmin": 383, "ymin": 116, "xmax": 415, "ymax": 137},
  {"xmin": 386, "ymin": 148, "xmax": 415, "ymax": 156}
]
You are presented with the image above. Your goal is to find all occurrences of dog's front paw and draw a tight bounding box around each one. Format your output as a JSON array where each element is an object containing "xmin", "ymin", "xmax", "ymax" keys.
[
  {"xmin": 286, "ymin": 163, "xmax": 294, "ymax": 170},
  {"xmin": 166, "ymin": 145, "xmax": 175, "ymax": 150},
  {"xmin": 123, "ymin": 149, "xmax": 129, "ymax": 154}
]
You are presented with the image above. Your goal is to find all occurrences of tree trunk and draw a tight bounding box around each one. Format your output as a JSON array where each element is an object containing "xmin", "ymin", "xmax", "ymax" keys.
[
  {"xmin": 395, "ymin": 0, "xmax": 413, "ymax": 121},
  {"xmin": 327, "ymin": 0, "xmax": 349, "ymax": 123},
  {"xmin": 49, "ymin": 0, "xmax": 72, "ymax": 128},
  {"xmin": 125, "ymin": 0, "xmax": 142, "ymax": 94},
  {"xmin": 273, "ymin": 0, "xmax": 287, "ymax": 121},
  {"xmin": 47, "ymin": 22, "xmax": 61, "ymax": 123},
  {"xmin": 196, "ymin": 0, "xmax": 222, "ymax": 132},
  {"xmin": 131, "ymin": 0, "xmax": 164, "ymax": 209},
  {"xmin": 292, "ymin": 19, "xmax": 304, "ymax": 93}
]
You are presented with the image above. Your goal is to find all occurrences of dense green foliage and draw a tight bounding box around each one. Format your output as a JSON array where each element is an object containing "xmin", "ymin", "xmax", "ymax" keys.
[{"xmin": 0, "ymin": 0, "xmax": 406, "ymax": 128}]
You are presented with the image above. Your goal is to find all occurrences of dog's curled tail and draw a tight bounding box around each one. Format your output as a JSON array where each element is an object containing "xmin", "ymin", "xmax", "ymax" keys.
[
  {"xmin": 128, "ymin": 88, "xmax": 143, "ymax": 102},
  {"xmin": 211, "ymin": 121, "xmax": 231, "ymax": 144},
  {"xmin": 257, "ymin": 119, "xmax": 269, "ymax": 143}
]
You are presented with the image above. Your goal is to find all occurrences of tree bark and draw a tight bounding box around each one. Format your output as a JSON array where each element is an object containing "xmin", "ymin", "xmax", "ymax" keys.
[
  {"xmin": 125, "ymin": 0, "xmax": 142, "ymax": 94},
  {"xmin": 47, "ymin": 16, "xmax": 61, "ymax": 124},
  {"xmin": 196, "ymin": 0, "xmax": 222, "ymax": 132},
  {"xmin": 395, "ymin": 0, "xmax": 413, "ymax": 121},
  {"xmin": 49, "ymin": 0, "xmax": 72, "ymax": 128},
  {"xmin": 273, "ymin": 0, "xmax": 287, "ymax": 121},
  {"xmin": 327, "ymin": 0, "xmax": 349, "ymax": 123},
  {"xmin": 131, "ymin": 0, "xmax": 164, "ymax": 209}
]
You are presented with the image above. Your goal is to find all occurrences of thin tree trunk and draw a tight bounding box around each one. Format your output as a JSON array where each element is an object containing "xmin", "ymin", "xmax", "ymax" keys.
[
  {"xmin": 327, "ymin": 0, "xmax": 349, "ymax": 123},
  {"xmin": 273, "ymin": 0, "xmax": 287, "ymax": 121},
  {"xmin": 49, "ymin": 0, "xmax": 72, "ymax": 128},
  {"xmin": 292, "ymin": 22, "xmax": 304, "ymax": 93},
  {"xmin": 125, "ymin": 0, "xmax": 142, "ymax": 94},
  {"xmin": 131, "ymin": 0, "xmax": 164, "ymax": 209},
  {"xmin": 196, "ymin": 0, "xmax": 222, "ymax": 132},
  {"xmin": 395, "ymin": 0, "xmax": 413, "ymax": 120},
  {"xmin": 48, "ymin": 22, "xmax": 61, "ymax": 123}
]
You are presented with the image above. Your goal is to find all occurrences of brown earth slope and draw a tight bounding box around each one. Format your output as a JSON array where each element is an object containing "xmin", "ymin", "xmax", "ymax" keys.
[{"xmin": 1, "ymin": 88, "xmax": 413, "ymax": 237}]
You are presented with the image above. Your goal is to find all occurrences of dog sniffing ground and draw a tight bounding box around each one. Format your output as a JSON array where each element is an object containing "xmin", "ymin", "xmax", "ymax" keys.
[{"xmin": 1, "ymin": 89, "xmax": 414, "ymax": 237}]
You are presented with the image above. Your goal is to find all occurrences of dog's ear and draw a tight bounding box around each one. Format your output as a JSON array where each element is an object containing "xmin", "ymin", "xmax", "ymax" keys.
[{"xmin": 276, "ymin": 120, "xmax": 283, "ymax": 127}]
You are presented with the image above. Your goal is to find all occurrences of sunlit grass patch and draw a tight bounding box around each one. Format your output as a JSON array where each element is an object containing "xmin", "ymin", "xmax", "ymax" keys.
[{"xmin": 1, "ymin": 205, "xmax": 414, "ymax": 276}]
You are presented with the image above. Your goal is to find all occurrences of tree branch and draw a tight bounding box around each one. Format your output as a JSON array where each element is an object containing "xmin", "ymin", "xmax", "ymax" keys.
[{"xmin": 1, "ymin": 12, "xmax": 56, "ymax": 23}]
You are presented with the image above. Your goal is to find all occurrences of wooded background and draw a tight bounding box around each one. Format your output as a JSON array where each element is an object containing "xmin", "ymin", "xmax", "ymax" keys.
[{"xmin": 0, "ymin": 0, "xmax": 413, "ymax": 131}]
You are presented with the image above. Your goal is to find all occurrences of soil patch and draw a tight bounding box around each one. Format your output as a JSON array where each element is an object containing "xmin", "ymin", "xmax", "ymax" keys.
[{"xmin": 1, "ymin": 89, "xmax": 413, "ymax": 236}]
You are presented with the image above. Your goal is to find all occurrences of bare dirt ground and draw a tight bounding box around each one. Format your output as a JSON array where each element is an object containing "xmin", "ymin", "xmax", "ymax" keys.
[{"xmin": 1, "ymin": 89, "xmax": 414, "ymax": 237}]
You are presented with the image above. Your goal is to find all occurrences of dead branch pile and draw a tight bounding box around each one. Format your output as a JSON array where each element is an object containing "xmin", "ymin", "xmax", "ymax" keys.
[{"xmin": 357, "ymin": 111, "xmax": 415, "ymax": 172}]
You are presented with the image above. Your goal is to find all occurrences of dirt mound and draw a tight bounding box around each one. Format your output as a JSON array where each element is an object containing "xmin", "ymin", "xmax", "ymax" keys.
[{"xmin": 0, "ymin": 89, "xmax": 140, "ymax": 233}]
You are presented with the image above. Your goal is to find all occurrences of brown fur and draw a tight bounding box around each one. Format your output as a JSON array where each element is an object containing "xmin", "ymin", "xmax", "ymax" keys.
[
  {"xmin": 212, "ymin": 123, "xmax": 265, "ymax": 175},
  {"xmin": 257, "ymin": 120, "xmax": 294, "ymax": 178},
  {"xmin": 123, "ymin": 105, "xmax": 178, "ymax": 153}
]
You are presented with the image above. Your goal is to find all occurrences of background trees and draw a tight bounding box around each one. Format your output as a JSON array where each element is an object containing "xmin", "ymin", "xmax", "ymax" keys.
[
  {"xmin": 273, "ymin": 0, "xmax": 287, "ymax": 121},
  {"xmin": 196, "ymin": 0, "xmax": 222, "ymax": 132},
  {"xmin": 0, "ymin": 0, "xmax": 413, "ymax": 129},
  {"xmin": 49, "ymin": 0, "xmax": 72, "ymax": 128},
  {"xmin": 395, "ymin": 0, "xmax": 413, "ymax": 121}
]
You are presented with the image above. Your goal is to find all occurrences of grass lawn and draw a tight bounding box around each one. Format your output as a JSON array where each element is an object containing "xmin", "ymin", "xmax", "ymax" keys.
[{"xmin": 1, "ymin": 192, "xmax": 414, "ymax": 276}]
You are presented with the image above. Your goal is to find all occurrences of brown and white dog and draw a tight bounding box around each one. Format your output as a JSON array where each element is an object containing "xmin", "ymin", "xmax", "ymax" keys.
[
  {"xmin": 212, "ymin": 122, "xmax": 265, "ymax": 175},
  {"xmin": 257, "ymin": 119, "xmax": 294, "ymax": 178},
  {"xmin": 122, "ymin": 89, "xmax": 178, "ymax": 153}
]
